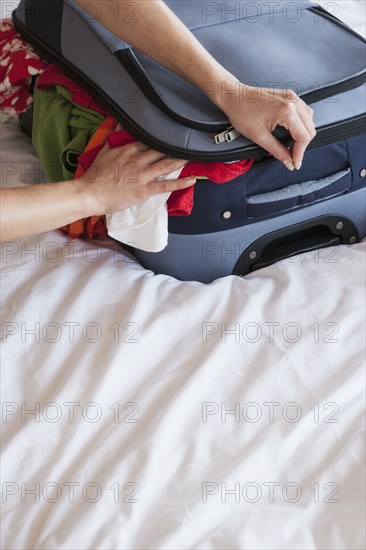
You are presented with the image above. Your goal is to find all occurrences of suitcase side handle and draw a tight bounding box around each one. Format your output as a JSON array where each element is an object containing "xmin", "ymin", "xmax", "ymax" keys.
[{"xmin": 232, "ymin": 215, "xmax": 359, "ymax": 276}]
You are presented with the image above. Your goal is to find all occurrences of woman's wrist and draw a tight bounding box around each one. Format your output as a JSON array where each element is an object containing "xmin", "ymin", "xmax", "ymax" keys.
[
  {"xmin": 205, "ymin": 68, "xmax": 243, "ymax": 114},
  {"xmin": 72, "ymin": 176, "xmax": 104, "ymax": 218}
]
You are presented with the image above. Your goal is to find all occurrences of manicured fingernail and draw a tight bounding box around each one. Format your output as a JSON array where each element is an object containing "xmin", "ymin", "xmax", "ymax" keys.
[
  {"xmin": 294, "ymin": 162, "xmax": 302, "ymax": 170},
  {"xmin": 284, "ymin": 161, "xmax": 295, "ymax": 171}
]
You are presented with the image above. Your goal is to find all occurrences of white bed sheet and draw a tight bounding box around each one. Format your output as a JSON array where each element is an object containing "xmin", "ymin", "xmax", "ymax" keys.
[{"xmin": 1, "ymin": 2, "xmax": 366, "ymax": 549}]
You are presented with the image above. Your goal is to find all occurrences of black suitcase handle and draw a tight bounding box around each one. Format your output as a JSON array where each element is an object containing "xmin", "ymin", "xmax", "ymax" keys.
[{"xmin": 232, "ymin": 215, "xmax": 359, "ymax": 276}]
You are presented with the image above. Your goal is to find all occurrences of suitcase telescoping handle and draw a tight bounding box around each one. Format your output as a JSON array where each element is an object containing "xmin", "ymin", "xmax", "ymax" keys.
[{"xmin": 233, "ymin": 215, "xmax": 359, "ymax": 276}]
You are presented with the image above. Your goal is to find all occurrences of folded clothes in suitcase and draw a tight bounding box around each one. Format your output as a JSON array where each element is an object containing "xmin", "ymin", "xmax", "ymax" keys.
[{"xmin": 13, "ymin": 0, "xmax": 366, "ymax": 282}]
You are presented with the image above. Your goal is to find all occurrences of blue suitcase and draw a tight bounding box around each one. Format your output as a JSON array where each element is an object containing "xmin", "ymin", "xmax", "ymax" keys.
[{"xmin": 13, "ymin": 0, "xmax": 366, "ymax": 282}]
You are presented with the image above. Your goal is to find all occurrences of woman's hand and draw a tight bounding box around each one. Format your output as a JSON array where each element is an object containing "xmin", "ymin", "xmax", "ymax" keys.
[
  {"xmin": 220, "ymin": 83, "xmax": 317, "ymax": 170},
  {"xmin": 0, "ymin": 138, "xmax": 195, "ymax": 243},
  {"xmin": 78, "ymin": 140, "xmax": 195, "ymax": 216}
]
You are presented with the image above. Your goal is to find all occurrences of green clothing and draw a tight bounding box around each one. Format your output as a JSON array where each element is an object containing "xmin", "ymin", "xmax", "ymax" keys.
[{"xmin": 32, "ymin": 84, "xmax": 105, "ymax": 182}]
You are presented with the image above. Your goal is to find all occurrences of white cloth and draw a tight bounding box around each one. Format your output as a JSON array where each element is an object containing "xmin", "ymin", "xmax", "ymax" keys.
[{"xmin": 106, "ymin": 168, "xmax": 183, "ymax": 252}]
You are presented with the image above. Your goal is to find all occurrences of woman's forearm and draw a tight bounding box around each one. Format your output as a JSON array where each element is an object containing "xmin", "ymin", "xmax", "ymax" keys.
[
  {"xmin": 75, "ymin": 0, "xmax": 234, "ymax": 107},
  {"xmin": 0, "ymin": 180, "xmax": 91, "ymax": 242}
]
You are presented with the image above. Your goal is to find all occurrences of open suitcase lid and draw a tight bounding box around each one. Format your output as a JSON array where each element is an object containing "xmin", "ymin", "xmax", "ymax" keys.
[{"xmin": 13, "ymin": 0, "xmax": 366, "ymax": 160}]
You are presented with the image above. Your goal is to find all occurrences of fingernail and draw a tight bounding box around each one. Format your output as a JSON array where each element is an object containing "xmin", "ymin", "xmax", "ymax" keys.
[
  {"xmin": 185, "ymin": 178, "xmax": 196, "ymax": 184},
  {"xmin": 294, "ymin": 162, "xmax": 302, "ymax": 170},
  {"xmin": 283, "ymin": 161, "xmax": 295, "ymax": 171}
]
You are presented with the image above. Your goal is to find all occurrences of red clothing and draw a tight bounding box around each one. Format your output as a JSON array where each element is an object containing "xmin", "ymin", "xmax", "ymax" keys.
[
  {"xmin": 0, "ymin": 19, "xmax": 47, "ymax": 115},
  {"xmin": 173, "ymin": 157, "xmax": 254, "ymax": 215},
  {"xmin": 0, "ymin": 18, "xmax": 109, "ymax": 117}
]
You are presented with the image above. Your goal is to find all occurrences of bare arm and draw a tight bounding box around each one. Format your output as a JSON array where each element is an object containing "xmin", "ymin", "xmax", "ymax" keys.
[
  {"xmin": 75, "ymin": 0, "xmax": 316, "ymax": 169},
  {"xmin": 1, "ymin": 180, "xmax": 91, "ymax": 242},
  {"xmin": 0, "ymin": 141, "xmax": 194, "ymax": 243},
  {"xmin": 78, "ymin": 0, "xmax": 233, "ymax": 103}
]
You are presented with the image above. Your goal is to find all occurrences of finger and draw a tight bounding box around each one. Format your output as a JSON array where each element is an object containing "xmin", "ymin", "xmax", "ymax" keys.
[
  {"xmin": 126, "ymin": 141, "xmax": 150, "ymax": 153},
  {"xmin": 147, "ymin": 176, "xmax": 196, "ymax": 196},
  {"xmin": 304, "ymin": 103, "xmax": 314, "ymax": 116},
  {"xmin": 250, "ymin": 129, "xmax": 295, "ymax": 170},
  {"xmin": 282, "ymin": 111, "xmax": 312, "ymax": 169},
  {"xmin": 291, "ymin": 120, "xmax": 315, "ymax": 168},
  {"xmin": 147, "ymin": 156, "xmax": 190, "ymax": 179},
  {"xmin": 300, "ymin": 111, "xmax": 316, "ymax": 140},
  {"xmin": 297, "ymin": 100, "xmax": 316, "ymax": 134},
  {"xmin": 152, "ymin": 156, "xmax": 189, "ymax": 171},
  {"xmin": 138, "ymin": 148, "xmax": 169, "ymax": 165},
  {"xmin": 292, "ymin": 106, "xmax": 316, "ymax": 169}
]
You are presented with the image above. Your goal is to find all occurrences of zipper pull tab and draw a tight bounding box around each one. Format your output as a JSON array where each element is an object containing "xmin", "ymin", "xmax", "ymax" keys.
[
  {"xmin": 215, "ymin": 126, "xmax": 232, "ymax": 144},
  {"xmin": 215, "ymin": 125, "xmax": 241, "ymax": 144},
  {"xmin": 225, "ymin": 128, "xmax": 241, "ymax": 142}
]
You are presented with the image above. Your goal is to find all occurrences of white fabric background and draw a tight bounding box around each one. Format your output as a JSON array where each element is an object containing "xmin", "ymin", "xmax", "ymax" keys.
[{"xmin": 1, "ymin": 2, "xmax": 365, "ymax": 549}]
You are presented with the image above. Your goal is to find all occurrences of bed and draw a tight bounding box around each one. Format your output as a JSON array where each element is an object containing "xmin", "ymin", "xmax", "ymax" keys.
[{"xmin": 1, "ymin": 1, "xmax": 365, "ymax": 548}]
